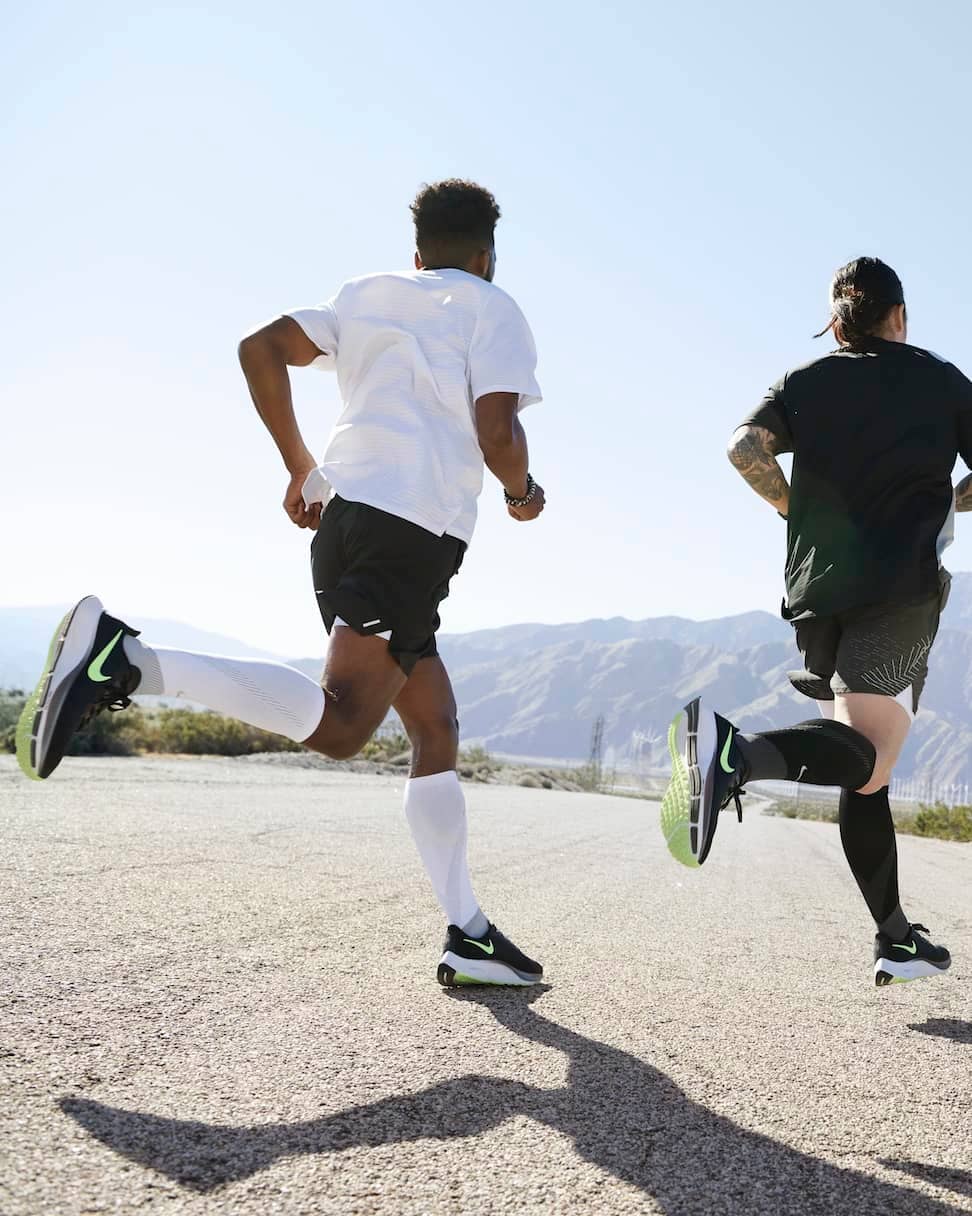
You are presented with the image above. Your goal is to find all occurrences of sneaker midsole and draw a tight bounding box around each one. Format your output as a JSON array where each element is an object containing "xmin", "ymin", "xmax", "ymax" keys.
[
  {"xmin": 439, "ymin": 951, "xmax": 540, "ymax": 985},
  {"xmin": 34, "ymin": 596, "xmax": 105, "ymax": 771},
  {"xmin": 875, "ymin": 955, "xmax": 950, "ymax": 980},
  {"xmin": 694, "ymin": 704, "xmax": 718, "ymax": 858}
]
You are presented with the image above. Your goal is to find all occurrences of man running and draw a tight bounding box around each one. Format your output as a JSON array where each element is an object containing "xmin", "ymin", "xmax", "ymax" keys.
[
  {"xmin": 662, "ymin": 256, "xmax": 969, "ymax": 986},
  {"xmin": 17, "ymin": 179, "xmax": 546, "ymax": 988}
]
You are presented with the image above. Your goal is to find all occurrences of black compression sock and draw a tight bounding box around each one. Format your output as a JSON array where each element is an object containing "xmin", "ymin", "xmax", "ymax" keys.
[
  {"xmin": 838, "ymin": 787, "xmax": 909, "ymax": 940},
  {"xmin": 737, "ymin": 720, "xmax": 876, "ymax": 789}
]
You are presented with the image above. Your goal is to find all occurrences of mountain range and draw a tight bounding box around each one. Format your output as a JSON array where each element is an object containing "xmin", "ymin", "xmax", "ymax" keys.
[{"xmin": 5, "ymin": 580, "xmax": 972, "ymax": 782}]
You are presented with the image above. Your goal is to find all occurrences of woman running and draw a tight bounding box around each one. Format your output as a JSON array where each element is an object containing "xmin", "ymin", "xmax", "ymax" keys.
[{"xmin": 662, "ymin": 256, "xmax": 971, "ymax": 985}]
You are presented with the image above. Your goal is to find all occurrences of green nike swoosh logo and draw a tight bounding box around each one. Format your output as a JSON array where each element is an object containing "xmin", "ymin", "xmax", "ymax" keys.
[
  {"xmin": 463, "ymin": 937, "xmax": 494, "ymax": 956},
  {"xmin": 719, "ymin": 729, "xmax": 735, "ymax": 774},
  {"xmin": 893, "ymin": 940, "xmax": 918, "ymax": 955},
  {"xmin": 87, "ymin": 629, "xmax": 124, "ymax": 683}
]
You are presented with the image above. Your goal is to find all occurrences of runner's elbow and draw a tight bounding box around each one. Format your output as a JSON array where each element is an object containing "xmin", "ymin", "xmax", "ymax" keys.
[
  {"xmin": 238, "ymin": 322, "xmax": 286, "ymax": 369},
  {"xmin": 237, "ymin": 330, "xmax": 268, "ymax": 369}
]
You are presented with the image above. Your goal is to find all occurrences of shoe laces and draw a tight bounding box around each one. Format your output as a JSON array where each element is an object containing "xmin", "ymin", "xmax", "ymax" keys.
[
  {"xmin": 722, "ymin": 786, "xmax": 746, "ymax": 823},
  {"xmin": 718, "ymin": 748, "xmax": 751, "ymax": 823},
  {"xmin": 78, "ymin": 672, "xmax": 138, "ymax": 728}
]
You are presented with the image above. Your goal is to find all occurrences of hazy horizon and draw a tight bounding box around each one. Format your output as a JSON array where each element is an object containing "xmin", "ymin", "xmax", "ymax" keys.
[{"xmin": 0, "ymin": 595, "xmax": 796, "ymax": 658}]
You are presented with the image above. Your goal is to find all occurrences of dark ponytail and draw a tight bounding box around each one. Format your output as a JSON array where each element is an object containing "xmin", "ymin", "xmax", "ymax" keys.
[{"xmin": 814, "ymin": 257, "xmax": 905, "ymax": 348}]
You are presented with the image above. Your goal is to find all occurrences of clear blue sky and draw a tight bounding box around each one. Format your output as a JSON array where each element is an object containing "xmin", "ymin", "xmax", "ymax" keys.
[{"xmin": 5, "ymin": 1, "xmax": 972, "ymax": 654}]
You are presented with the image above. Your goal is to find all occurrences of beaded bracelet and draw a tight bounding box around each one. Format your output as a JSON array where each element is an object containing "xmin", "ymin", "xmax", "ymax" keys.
[{"xmin": 504, "ymin": 474, "xmax": 538, "ymax": 507}]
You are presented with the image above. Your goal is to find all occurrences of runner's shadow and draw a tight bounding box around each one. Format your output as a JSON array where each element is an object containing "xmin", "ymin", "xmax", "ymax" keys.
[
  {"xmin": 880, "ymin": 1162, "xmax": 972, "ymax": 1201},
  {"xmin": 62, "ymin": 987, "xmax": 965, "ymax": 1214},
  {"xmin": 908, "ymin": 1018, "xmax": 972, "ymax": 1044}
]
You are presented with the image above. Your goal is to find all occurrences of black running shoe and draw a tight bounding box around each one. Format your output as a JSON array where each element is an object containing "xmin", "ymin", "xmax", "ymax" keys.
[
  {"xmin": 437, "ymin": 923, "xmax": 543, "ymax": 987},
  {"xmin": 661, "ymin": 696, "xmax": 749, "ymax": 868},
  {"xmin": 874, "ymin": 923, "xmax": 951, "ymax": 987},
  {"xmin": 16, "ymin": 596, "xmax": 141, "ymax": 780}
]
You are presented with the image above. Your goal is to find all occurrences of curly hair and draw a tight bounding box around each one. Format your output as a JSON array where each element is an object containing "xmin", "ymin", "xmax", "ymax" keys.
[
  {"xmin": 410, "ymin": 179, "xmax": 501, "ymax": 266},
  {"xmin": 815, "ymin": 257, "xmax": 905, "ymax": 348}
]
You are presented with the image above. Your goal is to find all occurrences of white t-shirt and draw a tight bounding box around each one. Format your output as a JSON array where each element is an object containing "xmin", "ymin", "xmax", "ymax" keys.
[{"xmin": 288, "ymin": 268, "xmax": 541, "ymax": 543}]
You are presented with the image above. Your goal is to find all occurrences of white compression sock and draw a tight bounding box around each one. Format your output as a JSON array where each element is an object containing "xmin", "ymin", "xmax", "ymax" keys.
[
  {"xmin": 403, "ymin": 771, "xmax": 488, "ymax": 936},
  {"xmin": 123, "ymin": 636, "xmax": 325, "ymax": 743}
]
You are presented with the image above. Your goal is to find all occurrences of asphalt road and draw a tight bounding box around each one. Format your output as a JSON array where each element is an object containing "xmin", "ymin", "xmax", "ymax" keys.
[{"xmin": 2, "ymin": 755, "xmax": 970, "ymax": 1216}]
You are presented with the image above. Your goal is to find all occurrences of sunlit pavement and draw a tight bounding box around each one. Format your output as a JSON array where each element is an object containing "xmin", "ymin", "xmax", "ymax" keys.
[{"xmin": 2, "ymin": 755, "xmax": 970, "ymax": 1215}]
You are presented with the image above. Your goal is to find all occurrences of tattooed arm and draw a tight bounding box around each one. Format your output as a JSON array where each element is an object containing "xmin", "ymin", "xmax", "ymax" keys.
[
  {"xmin": 955, "ymin": 473, "xmax": 972, "ymax": 512},
  {"xmin": 727, "ymin": 425, "xmax": 791, "ymax": 516}
]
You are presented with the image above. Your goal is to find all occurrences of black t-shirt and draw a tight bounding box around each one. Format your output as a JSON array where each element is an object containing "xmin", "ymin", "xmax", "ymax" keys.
[{"xmin": 742, "ymin": 337, "xmax": 972, "ymax": 620}]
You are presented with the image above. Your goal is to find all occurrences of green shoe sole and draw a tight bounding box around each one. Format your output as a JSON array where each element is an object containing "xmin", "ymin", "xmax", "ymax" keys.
[
  {"xmin": 15, "ymin": 606, "xmax": 75, "ymax": 781},
  {"xmin": 660, "ymin": 708, "xmax": 699, "ymax": 868}
]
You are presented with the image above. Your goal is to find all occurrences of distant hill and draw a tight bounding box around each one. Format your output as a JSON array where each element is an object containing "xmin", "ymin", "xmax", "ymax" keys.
[
  {"xmin": 6, "ymin": 578, "xmax": 972, "ymax": 780},
  {"xmin": 435, "ymin": 610, "xmax": 793, "ymax": 664}
]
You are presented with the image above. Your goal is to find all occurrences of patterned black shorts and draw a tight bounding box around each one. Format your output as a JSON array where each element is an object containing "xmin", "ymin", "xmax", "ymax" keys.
[{"xmin": 789, "ymin": 572, "xmax": 950, "ymax": 714}]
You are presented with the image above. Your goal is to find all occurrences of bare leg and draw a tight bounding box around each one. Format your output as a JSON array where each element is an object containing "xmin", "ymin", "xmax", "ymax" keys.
[
  {"xmin": 302, "ymin": 626, "xmax": 407, "ymax": 760},
  {"xmin": 834, "ymin": 692, "xmax": 911, "ymax": 794},
  {"xmin": 393, "ymin": 657, "xmax": 460, "ymax": 777}
]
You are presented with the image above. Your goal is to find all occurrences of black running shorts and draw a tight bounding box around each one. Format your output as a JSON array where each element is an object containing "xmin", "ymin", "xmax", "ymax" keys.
[
  {"xmin": 789, "ymin": 573, "xmax": 950, "ymax": 714},
  {"xmin": 310, "ymin": 496, "xmax": 466, "ymax": 676}
]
